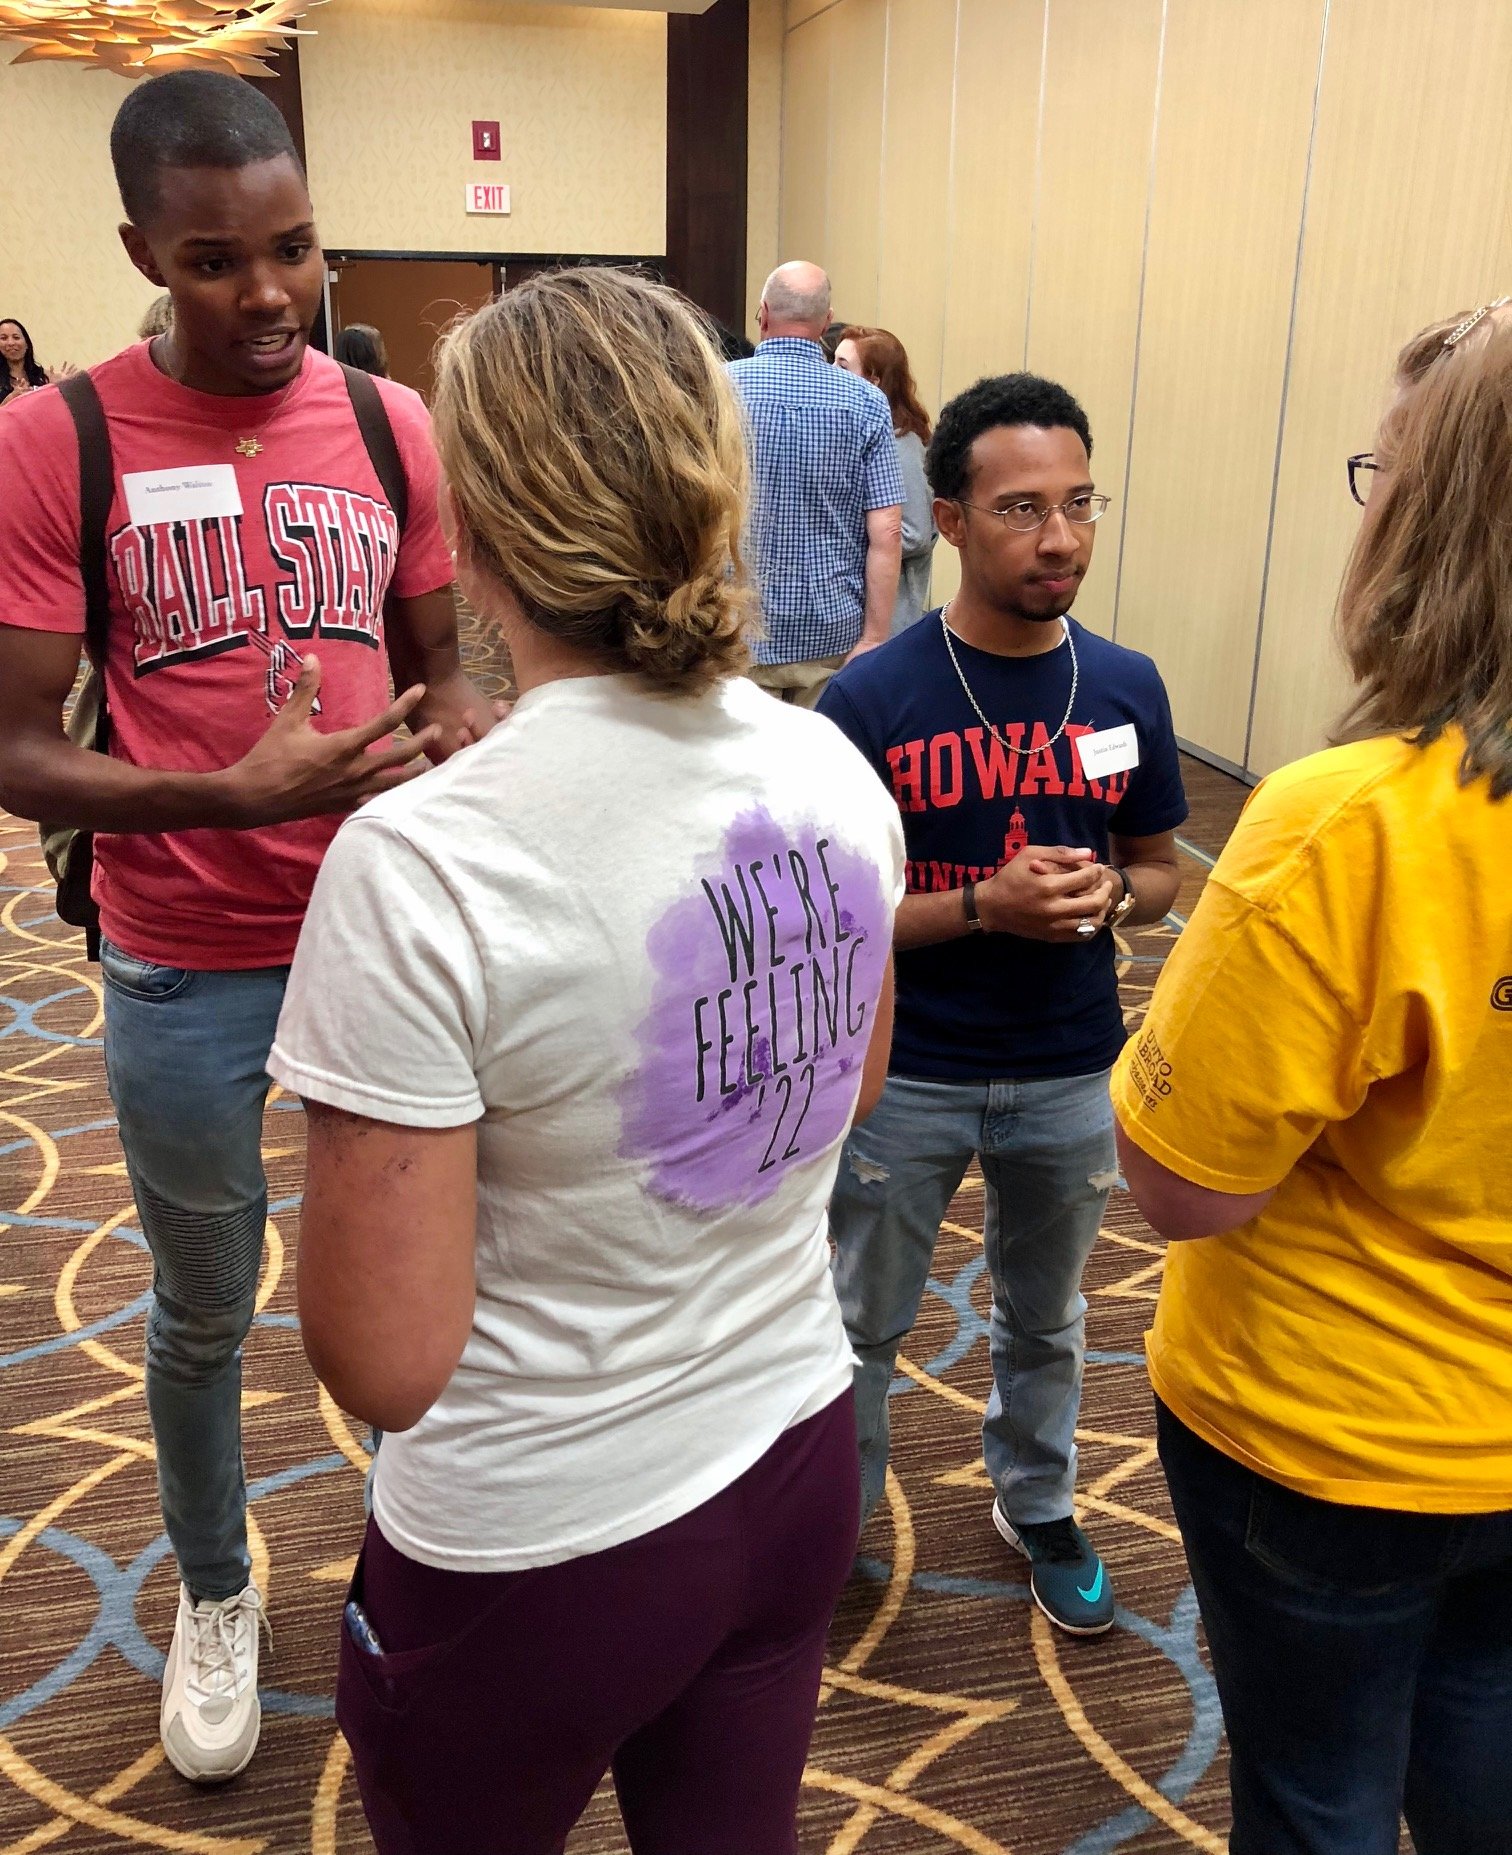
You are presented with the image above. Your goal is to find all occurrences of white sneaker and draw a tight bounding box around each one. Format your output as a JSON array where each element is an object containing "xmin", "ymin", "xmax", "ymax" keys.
[{"xmin": 160, "ymin": 1582, "xmax": 269, "ymax": 1783}]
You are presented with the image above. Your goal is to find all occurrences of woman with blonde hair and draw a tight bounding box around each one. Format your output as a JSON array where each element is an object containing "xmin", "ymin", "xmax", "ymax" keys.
[
  {"xmin": 270, "ymin": 267, "xmax": 902, "ymax": 1854},
  {"xmin": 836, "ymin": 324, "xmax": 936, "ymax": 631},
  {"xmin": 1112, "ymin": 299, "xmax": 1512, "ymax": 1854}
]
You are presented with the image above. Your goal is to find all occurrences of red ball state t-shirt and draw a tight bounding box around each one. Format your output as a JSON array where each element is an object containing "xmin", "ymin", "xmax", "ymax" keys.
[{"xmin": 0, "ymin": 342, "xmax": 454, "ymax": 969}]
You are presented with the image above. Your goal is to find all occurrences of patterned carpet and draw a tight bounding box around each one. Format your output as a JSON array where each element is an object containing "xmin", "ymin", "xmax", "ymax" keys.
[{"xmin": 0, "ymin": 614, "xmax": 1251, "ymax": 1854}]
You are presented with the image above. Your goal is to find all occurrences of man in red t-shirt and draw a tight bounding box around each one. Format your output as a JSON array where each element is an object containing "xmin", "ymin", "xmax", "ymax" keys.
[{"xmin": 0, "ymin": 72, "xmax": 492, "ymax": 1784}]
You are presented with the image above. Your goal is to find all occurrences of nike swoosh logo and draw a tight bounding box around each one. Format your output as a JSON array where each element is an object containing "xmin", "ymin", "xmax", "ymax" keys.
[{"xmin": 1077, "ymin": 1563, "xmax": 1105, "ymax": 1604}]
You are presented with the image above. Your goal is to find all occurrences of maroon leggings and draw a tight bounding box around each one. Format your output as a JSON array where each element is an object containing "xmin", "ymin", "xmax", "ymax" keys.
[{"xmin": 338, "ymin": 1390, "xmax": 859, "ymax": 1855}]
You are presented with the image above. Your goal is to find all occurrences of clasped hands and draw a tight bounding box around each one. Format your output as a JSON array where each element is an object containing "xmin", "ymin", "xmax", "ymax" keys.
[{"xmin": 972, "ymin": 844, "xmax": 1121, "ymax": 943}]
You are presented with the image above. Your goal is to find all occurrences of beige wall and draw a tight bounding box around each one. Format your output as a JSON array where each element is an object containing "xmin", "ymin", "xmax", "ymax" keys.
[
  {"xmin": 0, "ymin": 0, "xmax": 667, "ymax": 371},
  {"xmin": 779, "ymin": 0, "xmax": 1512, "ymax": 777},
  {"xmin": 302, "ymin": 0, "xmax": 666, "ymax": 256},
  {"xmin": 0, "ymin": 62, "xmax": 160, "ymax": 370}
]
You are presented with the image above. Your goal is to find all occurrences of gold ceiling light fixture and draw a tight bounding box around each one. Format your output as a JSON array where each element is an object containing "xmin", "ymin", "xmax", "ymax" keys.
[{"xmin": 0, "ymin": 0, "xmax": 322, "ymax": 78}]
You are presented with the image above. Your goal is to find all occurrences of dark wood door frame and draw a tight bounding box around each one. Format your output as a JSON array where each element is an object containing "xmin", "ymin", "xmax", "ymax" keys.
[
  {"xmin": 249, "ymin": 42, "xmax": 307, "ymax": 169},
  {"xmin": 666, "ymin": 0, "xmax": 750, "ymax": 335}
]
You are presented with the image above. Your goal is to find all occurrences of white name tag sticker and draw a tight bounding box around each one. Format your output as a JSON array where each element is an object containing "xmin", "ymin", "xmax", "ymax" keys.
[
  {"xmin": 124, "ymin": 464, "xmax": 244, "ymax": 527},
  {"xmin": 1076, "ymin": 722, "xmax": 1140, "ymax": 780}
]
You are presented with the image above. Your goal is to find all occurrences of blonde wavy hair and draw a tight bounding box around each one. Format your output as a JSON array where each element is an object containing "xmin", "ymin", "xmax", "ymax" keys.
[
  {"xmin": 137, "ymin": 293, "xmax": 173, "ymax": 339},
  {"xmin": 431, "ymin": 267, "xmax": 754, "ymax": 692},
  {"xmin": 1336, "ymin": 305, "xmax": 1512, "ymax": 797}
]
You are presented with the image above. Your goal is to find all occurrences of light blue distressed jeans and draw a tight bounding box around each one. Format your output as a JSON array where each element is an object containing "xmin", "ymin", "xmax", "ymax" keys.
[
  {"xmin": 829, "ymin": 1069, "xmax": 1117, "ymax": 1529},
  {"xmin": 100, "ymin": 939, "xmax": 289, "ymax": 1602}
]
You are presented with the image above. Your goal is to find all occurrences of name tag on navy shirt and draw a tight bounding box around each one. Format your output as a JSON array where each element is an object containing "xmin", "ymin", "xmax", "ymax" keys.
[
  {"xmin": 1076, "ymin": 722, "xmax": 1140, "ymax": 781},
  {"xmin": 124, "ymin": 465, "xmax": 244, "ymax": 527}
]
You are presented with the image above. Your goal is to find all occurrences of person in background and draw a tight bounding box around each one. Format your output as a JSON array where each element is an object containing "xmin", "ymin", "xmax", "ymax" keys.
[
  {"xmin": 0, "ymin": 318, "xmax": 72, "ymax": 403},
  {"xmin": 334, "ymin": 321, "xmax": 388, "ymax": 377},
  {"xmin": 821, "ymin": 319, "xmax": 848, "ymax": 363},
  {"xmin": 1113, "ymin": 302, "xmax": 1512, "ymax": 1854},
  {"xmin": 138, "ymin": 293, "xmax": 174, "ymax": 340},
  {"xmin": 837, "ymin": 326, "xmax": 936, "ymax": 632},
  {"xmin": 712, "ymin": 320, "xmax": 755, "ymax": 363},
  {"xmin": 0, "ymin": 70, "xmax": 492, "ymax": 1785},
  {"xmin": 270, "ymin": 267, "xmax": 904, "ymax": 1855},
  {"xmin": 728, "ymin": 262, "xmax": 903, "ymax": 708},
  {"xmin": 819, "ymin": 372, "xmax": 1186, "ymax": 1637}
]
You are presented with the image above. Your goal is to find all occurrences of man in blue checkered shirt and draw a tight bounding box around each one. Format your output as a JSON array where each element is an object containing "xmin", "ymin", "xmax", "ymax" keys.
[{"xmin": 729, "ymin": 262, "xmax": 904, "ymax": 709}]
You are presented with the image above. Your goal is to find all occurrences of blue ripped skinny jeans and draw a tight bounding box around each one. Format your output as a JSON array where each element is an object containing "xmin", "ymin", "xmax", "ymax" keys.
[
  {"xmin": 101, "ymin": 938, "xmax": 289, "ymax": 1602},
  {"xmin": 829, "ymin": 1069, "xmax": 1116, "ymax": 1527}
]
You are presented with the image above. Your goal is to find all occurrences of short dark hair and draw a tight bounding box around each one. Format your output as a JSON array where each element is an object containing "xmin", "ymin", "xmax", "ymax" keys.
[
  {"xmin": 712, "ymin": 321, "xmax": 755, "ymax": 363},
  {"xmin": 334, "ymin": 324, "xmax": 389, "ymax": 377},
  {"xmin": 926, "ymin": 373, "xmax": 1093, "ymax": 501},
  {"xmin": 111, "ymin": 71, "xmax": 303, "ymax": 228}
]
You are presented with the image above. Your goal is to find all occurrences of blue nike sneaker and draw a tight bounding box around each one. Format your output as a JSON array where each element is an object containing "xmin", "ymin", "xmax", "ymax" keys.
[{"xmin": 993, "ymin": 1501, "xmax": 1115, "ymax": 1636}]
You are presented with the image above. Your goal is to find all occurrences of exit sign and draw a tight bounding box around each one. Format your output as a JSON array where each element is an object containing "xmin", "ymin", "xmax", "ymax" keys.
[{"xmin": 465, "ymin": 182, "xmax": 511, "ymax": 216}]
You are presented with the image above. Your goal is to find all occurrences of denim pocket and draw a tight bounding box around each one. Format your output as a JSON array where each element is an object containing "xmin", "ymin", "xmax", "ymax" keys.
[
  {"xmin": 99, "ymin": 939, "xmax": 195, "ymax": 1003},
  {"xmin": 1244, "ymin": 1476, "xmax": 1454, "ymax": 1595}
]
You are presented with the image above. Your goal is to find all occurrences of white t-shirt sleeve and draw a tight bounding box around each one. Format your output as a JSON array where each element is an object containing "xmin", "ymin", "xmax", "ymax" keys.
[
  {"xmin": 269, "ymin": 814, "xmax": 487, "ymax": 1127},
  {"xmin": 884, "ymin": 802, "xmax": 906, "ymax": 910}
]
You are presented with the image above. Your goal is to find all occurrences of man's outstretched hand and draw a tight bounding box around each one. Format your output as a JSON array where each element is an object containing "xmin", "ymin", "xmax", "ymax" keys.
[{"xmin": 220, "ymin": 656, "xmax": 440, "ymax": 826}]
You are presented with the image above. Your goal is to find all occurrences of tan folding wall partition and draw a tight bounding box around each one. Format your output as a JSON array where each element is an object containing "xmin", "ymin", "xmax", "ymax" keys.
[{"xmin": 778, "ymin": 0, "xmax": 1512, "ymax": 778}]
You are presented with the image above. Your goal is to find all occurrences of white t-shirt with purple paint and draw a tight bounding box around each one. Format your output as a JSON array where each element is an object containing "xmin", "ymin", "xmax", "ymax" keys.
[{"xmin": 270, "ymin": 671, "xmax": 904, "ymax": 1572}]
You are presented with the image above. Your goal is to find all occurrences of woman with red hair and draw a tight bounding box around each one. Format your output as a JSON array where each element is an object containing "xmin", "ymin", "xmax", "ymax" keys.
[{"xmin": 837, "ymin": 326, "xmax": 935, "ymax": 632}]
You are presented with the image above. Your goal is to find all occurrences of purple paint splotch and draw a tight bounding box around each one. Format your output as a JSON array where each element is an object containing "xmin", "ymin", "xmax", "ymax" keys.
[{"xmin": 619, "ymin": 808, "xmax": 890, "ymax": 1215}]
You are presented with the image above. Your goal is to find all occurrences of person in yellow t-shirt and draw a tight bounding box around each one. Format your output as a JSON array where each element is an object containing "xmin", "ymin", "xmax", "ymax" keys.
[{"xmin": 1112, "ymin": 302, "xmax": 1512, "ymax": 1855}]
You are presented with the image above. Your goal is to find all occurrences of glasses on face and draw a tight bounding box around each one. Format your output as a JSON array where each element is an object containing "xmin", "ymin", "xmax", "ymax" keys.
[
  {"xmin": 1347, "ymin": 453, "xmax": 1381, "ymax": 507},
  {"xmin": 958, "ymin": 493, "xmax": 1111, "ymax": 533}
]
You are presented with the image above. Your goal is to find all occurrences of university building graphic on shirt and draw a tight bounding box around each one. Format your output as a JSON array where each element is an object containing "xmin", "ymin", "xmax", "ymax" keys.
[{"xmin": 1003, "ymin": 806, "xmax": 1029, "ymax": 862}]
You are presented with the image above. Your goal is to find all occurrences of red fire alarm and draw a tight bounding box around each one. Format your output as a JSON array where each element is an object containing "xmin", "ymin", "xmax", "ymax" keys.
[{"xmin": 472, "ymin": 120, "xmax": 501, "ymax": 162}]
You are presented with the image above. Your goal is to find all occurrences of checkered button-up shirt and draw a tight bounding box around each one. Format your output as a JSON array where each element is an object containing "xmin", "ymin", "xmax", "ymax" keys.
[{"xmin": 729, "ymin": 338, "xmax": 905, "ymax": 666}]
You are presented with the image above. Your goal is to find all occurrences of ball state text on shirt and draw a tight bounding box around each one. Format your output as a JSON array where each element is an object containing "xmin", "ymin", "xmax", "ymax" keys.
[{"xmin": 110, "ymin": 482, "xmax": 400, "ymax": 673}]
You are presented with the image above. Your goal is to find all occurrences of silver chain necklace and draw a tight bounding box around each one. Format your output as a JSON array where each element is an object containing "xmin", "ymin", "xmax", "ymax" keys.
[{"xmin": 940, "ymin": 602, "xmax": 1079, "ymax": 757}]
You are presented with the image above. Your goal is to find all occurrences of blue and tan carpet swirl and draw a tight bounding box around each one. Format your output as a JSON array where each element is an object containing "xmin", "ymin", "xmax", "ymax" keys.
[{"xmin": 0, "ymin": 617, "xmax": 1250, "ymax": 1853}]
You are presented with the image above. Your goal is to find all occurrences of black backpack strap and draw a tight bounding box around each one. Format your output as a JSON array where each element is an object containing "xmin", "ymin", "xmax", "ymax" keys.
[
  {"xmin": 57, "ymin": 371, "xmax": 114, "ymax": 759},
  {"xmin": 57, "ymin": 371, "xmax": 114, "ymax": 674},
  {"xmin": 340, "ymin": 362, "xmax": 409, "ymax": 535}
]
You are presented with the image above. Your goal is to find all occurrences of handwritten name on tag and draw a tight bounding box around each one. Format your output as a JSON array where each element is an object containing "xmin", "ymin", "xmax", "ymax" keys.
[
  {"xmin": 124, "ymin": 465, "xmax": 244, "ymax": 527},
  {"xmin": 1076, "ymin": 723, "xmax": 1140, "ymax": 781}
]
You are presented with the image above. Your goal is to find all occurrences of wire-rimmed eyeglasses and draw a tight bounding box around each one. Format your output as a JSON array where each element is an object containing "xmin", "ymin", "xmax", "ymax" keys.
[
  {"xmin": 1347, "ymin": 453, "xmax": 1381, "ymax": 507},
  {"xmin": 957, "ymin": 493, "xmax": 1111, "ymax": 533}
]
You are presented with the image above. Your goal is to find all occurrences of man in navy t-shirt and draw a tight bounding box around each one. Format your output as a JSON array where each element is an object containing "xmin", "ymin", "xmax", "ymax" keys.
[{"xmin": 818, "ymin": 372, "xmax": 1186, "ymax": 1636}]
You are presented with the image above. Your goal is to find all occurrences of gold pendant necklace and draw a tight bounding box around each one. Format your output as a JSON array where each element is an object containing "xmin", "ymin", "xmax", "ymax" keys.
[{"xmin": 148, "ymin": 337, "xmax": 285, "ymax": 459}]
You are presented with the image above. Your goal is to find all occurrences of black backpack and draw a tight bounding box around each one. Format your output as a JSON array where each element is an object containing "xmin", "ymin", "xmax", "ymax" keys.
[{"xmin": 39, "ymin": 363, "xmax": 412, "ymax": 959}]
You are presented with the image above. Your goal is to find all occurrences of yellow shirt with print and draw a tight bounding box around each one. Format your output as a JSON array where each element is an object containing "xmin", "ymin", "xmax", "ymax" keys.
[{"xmin": 1111, "ymin": 728, "xmax": 1512, "ymax": 1513}]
